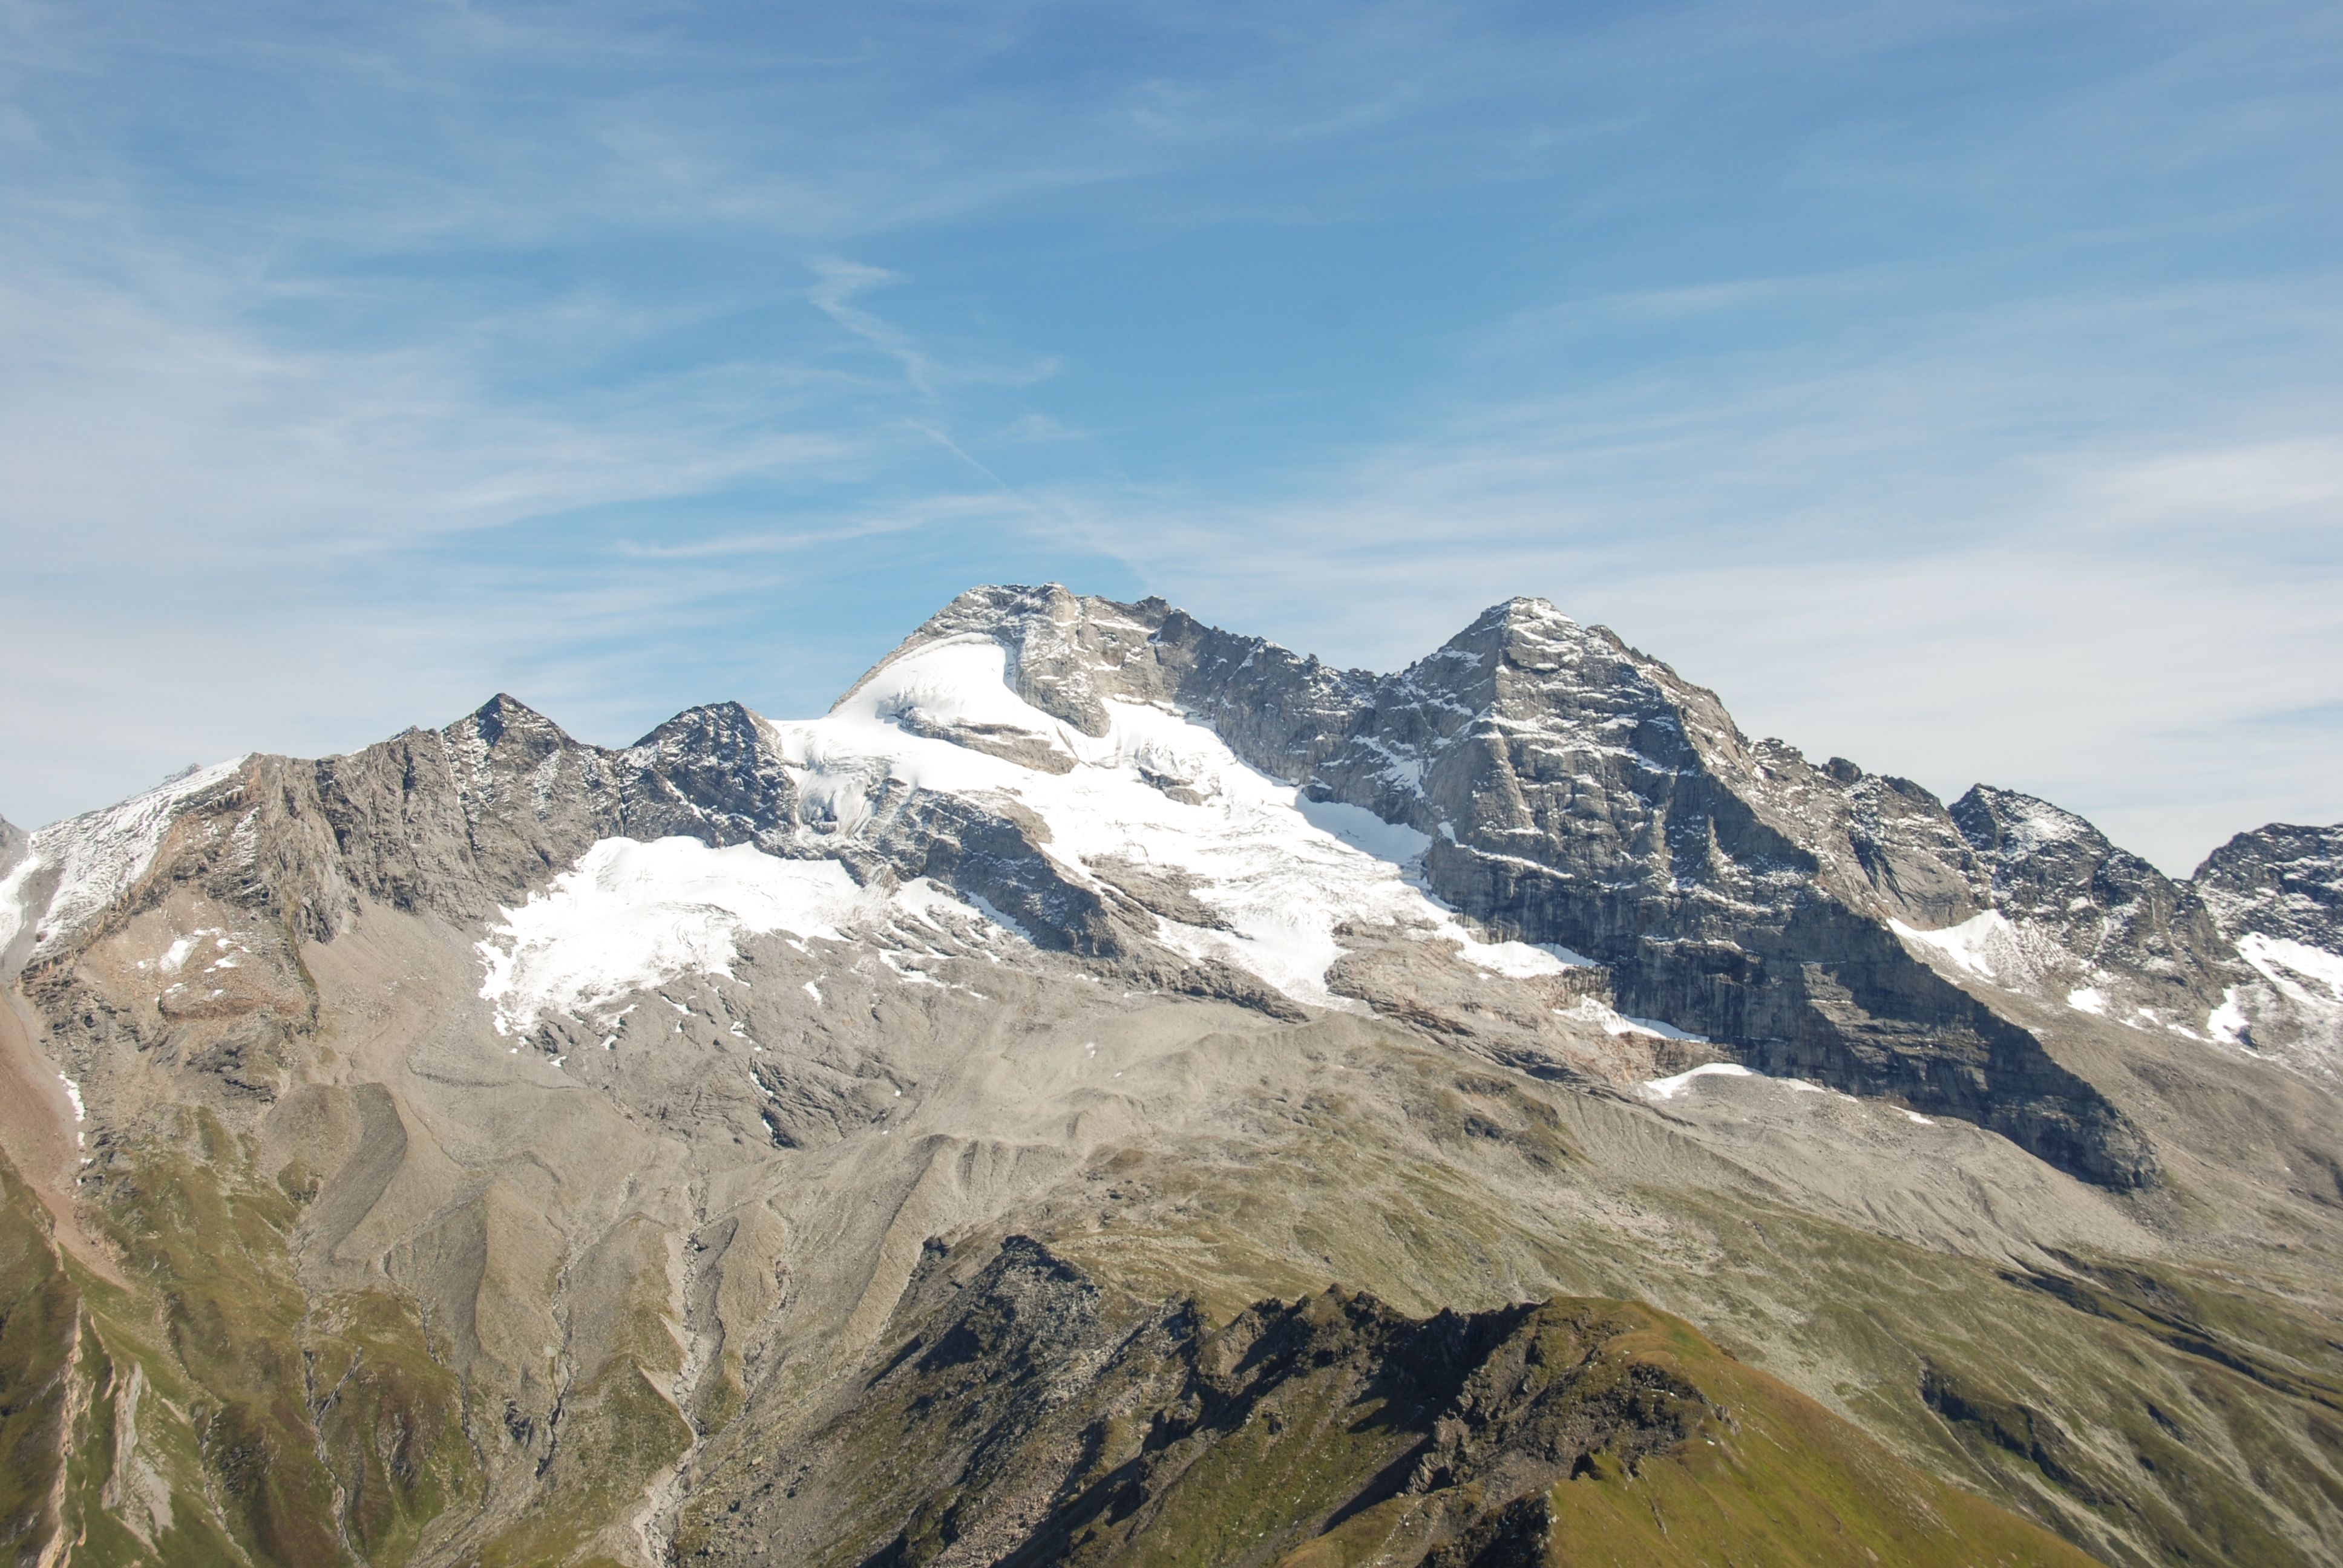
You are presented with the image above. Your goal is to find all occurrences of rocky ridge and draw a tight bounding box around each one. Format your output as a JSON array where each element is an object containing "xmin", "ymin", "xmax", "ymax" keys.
[
  {"xmin": 859, "ymin": 587, "xmax": 2332, "ymax": 1184},
  {"xmin": 1, "ymin": 584, "xmax": 2339, "ymax": 1568},
  {"xmin": 2195, "ymin": 823, "xmax": 2343, "ymax": 952},
  {"xmin": 686, "ymin": 1236, "xmax": 2100, "ymax": 1568}
]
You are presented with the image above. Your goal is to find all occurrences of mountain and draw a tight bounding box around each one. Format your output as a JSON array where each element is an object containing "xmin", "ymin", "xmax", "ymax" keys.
[
  {"xmin": 2, "ymin": 585, "xmax": 2339, "ymax": 1568},
  {"xmin": 2197, "ymin": 822, "xmax": 2343, "ymax": 951}
]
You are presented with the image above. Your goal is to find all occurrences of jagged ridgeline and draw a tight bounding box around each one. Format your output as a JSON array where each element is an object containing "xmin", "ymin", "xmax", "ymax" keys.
[{"xmin": 1, "ymin": 584, "xmax": 2338, "ymax": 1567}]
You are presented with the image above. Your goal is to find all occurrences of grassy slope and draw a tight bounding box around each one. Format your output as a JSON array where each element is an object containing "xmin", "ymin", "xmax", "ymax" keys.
[
  {"xmin": 0, "ymin": 1114, "xmax": 488, "ymax": 1568},
  {"xmin": 11, "ymin": 984, "xmax": 2336, "ymax": 1565},
  {"xmin": 1035, "ymin": 1061, "xmax": 2343, "ymax": 1568},
  {"xmin": 711, "ymin": 1252, "xmax": 2105, "ymax": 1568},
  {"xmin": 0, "ymin": 1149, "xmax": 79, "ymax": 1568},
  {"xmin": 19, "ymin": 1053, "xmax": 2336, "ymax": 1567},
  {"xmin": 1280, "ymin": 1308, "xmax": 2105, "ymax": 1568}
]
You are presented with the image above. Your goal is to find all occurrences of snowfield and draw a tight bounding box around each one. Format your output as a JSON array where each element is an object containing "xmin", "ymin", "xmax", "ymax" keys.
[
  {"xmin": 2236, "ymin": 931, "xmax": 2343, "ymax": 1007},
  {"xmin": 476, "ymin": 837, "xmax": 993, "ymax": 1035},
  {"xmin": 763, "ymin": 634, "xmax": 1592, "ymax": 1011},
  {"xmin": 1639, "ymin": 1062, "xmax": 1754, "ymax": 1100}
]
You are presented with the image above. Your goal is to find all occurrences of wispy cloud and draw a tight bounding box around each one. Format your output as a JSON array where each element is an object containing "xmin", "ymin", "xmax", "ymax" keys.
[
  {"xmin": 809, "ymin": 260, "xmax": 1061, "ymax": 408},
  {"xmin": 1026, "ymin": 269, "xmax": 2343, "ymax": 871},
  {"xmin": 1, "ymin": 0, "xmax": 2336, "ymax": 876}
]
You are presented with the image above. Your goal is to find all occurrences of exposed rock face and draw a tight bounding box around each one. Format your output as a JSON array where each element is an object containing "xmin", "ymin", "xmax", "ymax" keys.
[
  {"xmin": 891, "ymin": 590, "xmax": 2164, "ymax": 1186},
  {"xmin": 1296, "ymin": 605, "xmax": 2159, "ymax": 1187},
  {"xmin": 2185, "ymin": 823, "xmax": 2343, "ymax": 1067},
  {"xmin": 6, "ymin": 587, "xmax": 2324, "ymax": 1186},
  {"xmin": 2195, "ymin": 823, "xmax": 2343, "ymax": 951},
  {"xmin": 3, "ymin": 582, "xmax": 2341, "ymax": 1568},
  {"xmin": 871, "ymin": 584, "xmax": 1372, "ymax": 780},
  {"xmin": 308, "ymin": 694, "xmax": 804, "ymax": 927},
  {"xmin": 1951, "ymin": 785, "xmax": 2232, "ymax": 1006}
]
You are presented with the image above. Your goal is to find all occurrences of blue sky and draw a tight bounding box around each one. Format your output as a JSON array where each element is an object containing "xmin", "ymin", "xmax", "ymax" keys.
[{"xmin": 2, "ymin": 0, "xmax": 2338, "ymax": 872}]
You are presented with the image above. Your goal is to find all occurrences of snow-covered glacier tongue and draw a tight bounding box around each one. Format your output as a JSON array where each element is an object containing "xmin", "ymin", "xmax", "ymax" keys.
[{"xmin": 473, "ymin": 836, "xmax": 1000, "ymax": 1036}]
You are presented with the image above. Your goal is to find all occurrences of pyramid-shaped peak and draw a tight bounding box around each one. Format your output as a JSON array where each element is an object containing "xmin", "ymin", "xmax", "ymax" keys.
[
  {"xmin": 448, "ymin": 693, "xmax": 571, "ymax": 749},
  {"xmin": 1449, "ymin": 596, "xmax": 1594, "ymax": 647},
  {"xmin": 1430, "ymin": 597, "xmax": 1614, "ymax": 664},
  {"xmin": 632, "ymin": 701, "xmax": 764, "ymax": 751},
  {"xmin": 467, "ymin": 691, "xmax": 551, "ymax": 721},
  {"xmin": 1950, "ymin": 784, "xmax": 2109, "ymax": 860},
  {"xmin": 2191, "ymin": 820, "xmax": 2343, "ymax": 949}
]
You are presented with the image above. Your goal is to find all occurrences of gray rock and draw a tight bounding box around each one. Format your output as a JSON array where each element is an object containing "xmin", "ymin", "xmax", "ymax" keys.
[
  {"xmin": 11, "ymin": 582, "xmax": 2343, "ymax": 1568},
  {"xmin": 896, "ymin": 589, "xmax": 2161, "ymax": 1187},
  {"xmin": 1951, "ymin": 785, "xmax": 2232, "ymax": 1008},
  {"xmin": 2193, "ymin": 822, "xmax": 2343, "ymax": 950}
]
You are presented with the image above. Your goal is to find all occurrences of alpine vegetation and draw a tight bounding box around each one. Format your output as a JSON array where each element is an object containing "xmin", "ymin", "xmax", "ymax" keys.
[{"xmin": 2, "ymin": 587, "xmax": 2338, "ymax": 1567}]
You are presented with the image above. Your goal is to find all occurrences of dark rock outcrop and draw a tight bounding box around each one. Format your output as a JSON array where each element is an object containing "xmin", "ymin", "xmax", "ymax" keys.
[
  {"xmin": 2194, "ymin": 823, "xmax": 2343, "ymax": 950},
  {"xmin": 683, "ymin": 1237, "xmax": 2099, "ymax": 1568},
  {"xmin": 696, "ymin": 1236, "xmax": 1719, "ymax": 1565},
  {"xmin": 1951, "ymin": 785, "xmax": 2231, "ymax": 1007}
]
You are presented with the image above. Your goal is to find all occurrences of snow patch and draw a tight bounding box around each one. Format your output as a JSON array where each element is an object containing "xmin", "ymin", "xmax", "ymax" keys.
[
  {"xmin": 476, "ymin": 837, "xmax": 988, "ymax": 1034},
  {"xmin": 1994, "ymin": 795, "xmax": 2091, "ymax": 856},
  {"xmin": 1619, "ymin": 1011, "xmax": 1706, "ymax": 1041},
  {"xmin": 1552, "ymin": 996, "xmax": 1708, "ymax": 1041},
  {"xmin": 1889, "ymin": 910, "xmax": 2024, "ymax": 982},
  {"xmin": 57, "ymin": 1074, "xmax": 85, "ymax": 1150},
  {"xmin": 1, "ymin": 759, "xmax": 245, "ymax": 961},
  {"xmin": 0, "ymin": 857, "xmax": 35, "ymax": 958},
  {"xmin": 1295, "ymin": 797, "xmax": 1432, "ymax": 864},
  {"xmin": 1639, "ymin": 1062, "xmax": 1753, "ymax": 1100},
  {"xmin": 960, "ymin": 892, "xmax": 1035, "ymax": 946},
  {"xmin": 2236, "ymin": 932, "xmax": 2343, "ymax": 1006},
  {"xmin": 2207, "ymin": 988, "xmax": 2249, "ymax": 1047},
  {"xmin": 2066, "ymin": 986, "xmax": 2109, "ymax": 1016},
  {"xmin": 1453, "ymin": 936, "xmax": 1590, "ymax": 979}
]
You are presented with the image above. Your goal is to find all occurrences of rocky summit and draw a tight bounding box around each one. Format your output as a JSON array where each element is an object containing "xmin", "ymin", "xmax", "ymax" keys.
[{"xmin": 2, "ymin": 584, "xmax": 2339, "ymax": 1568}]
